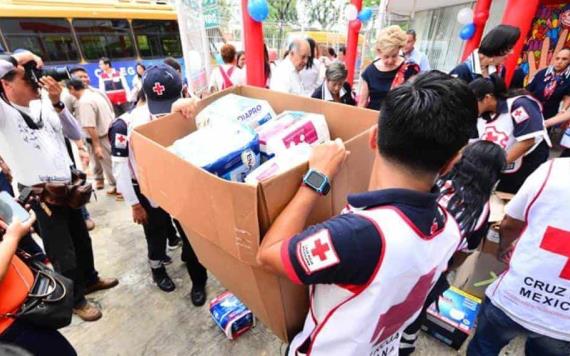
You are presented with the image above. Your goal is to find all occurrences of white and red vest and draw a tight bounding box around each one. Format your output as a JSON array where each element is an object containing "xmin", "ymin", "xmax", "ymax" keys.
[
  {"xmin": 101, "ymin": 69, "xmax": 127, "ymax": 106},
  {"xmin": 288, "ymin": 206, "xmax": 461, "ymax": 356},
  {"xmin": 477, "ymin": 96, "xmax": 548, "ymax": 174},
  {"xmin": 487, "ymin": 159, "xmax": 570, "ymax": 342}
]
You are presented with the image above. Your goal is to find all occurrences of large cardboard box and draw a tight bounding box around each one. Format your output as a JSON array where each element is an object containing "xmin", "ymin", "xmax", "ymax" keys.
[{"xmin": 130, "ymin": 86, "xmax": 378, "ymax": 341}]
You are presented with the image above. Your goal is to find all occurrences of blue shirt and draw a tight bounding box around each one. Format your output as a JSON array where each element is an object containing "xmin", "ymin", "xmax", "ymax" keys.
[
  {"xmin": 282, "ymin": 189, "xmax": 445, "ymax": 287},
  {"xmin": 526, "ymin": 66, "xmax": 570, "ymax": 119},
  {"xmin": 361, "ymin": 60, "xmax": 419, "ymax": 111}
]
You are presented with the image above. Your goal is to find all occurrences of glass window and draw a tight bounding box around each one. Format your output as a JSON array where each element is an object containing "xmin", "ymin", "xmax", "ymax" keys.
[
  {"xmin": 132, "ymin": 20, "xmax": 182, "ymax": 58},
  {"xmin": 0, "ymin": 18, "xmax": 79, "ymax": 63},
  {"xmin": 73, "ymin": 19, "xmax": 135, "ymax": 60}
]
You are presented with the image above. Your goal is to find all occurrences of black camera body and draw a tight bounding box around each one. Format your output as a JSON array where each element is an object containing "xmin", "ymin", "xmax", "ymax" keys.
[{"xmin": 23, "ymin": 60, "xmax": 70, "ymax": 89}]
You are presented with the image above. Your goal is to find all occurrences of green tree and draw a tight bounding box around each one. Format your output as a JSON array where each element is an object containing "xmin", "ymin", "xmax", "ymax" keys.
[
  {"xmin": 268, "ymin": 0, "xmax": 298, "ymax": 53},
  {"xmin": 308, "ymin": 0, "xmax": 341, "ymax": 30},
  {"xmin": 363, "ymin": 0, "xmax": 381, "ymax": 7}
]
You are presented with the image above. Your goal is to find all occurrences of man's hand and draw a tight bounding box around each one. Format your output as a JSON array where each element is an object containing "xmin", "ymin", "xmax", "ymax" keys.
[
  {"xmin": 132, "ymin": 203, "xmax": 148, "ymax": 225},
  {"xmin": 171, "ymin": 97, "xmax": 199, "ymax": 120},
  {"xmin": 309, "ymin": 138, "xmax": 350, "ymax": 180},
  {"xmin": 0, "ymin": 211, "xmax": 36, "ymax": 243},
  {"xmin": 12, "ymin": 51, "xmax": 43, "ymax": 68},
  {"xmin": 79, "ymin": 149, "xmax": 90, "ymax": 168},
  {"xmin": 39, "ymin": 76, "xmax": 62, "ymax": 105},
  {"xmin": 93, "ymin": 144, "xmax": 104, "ymax": 160}
]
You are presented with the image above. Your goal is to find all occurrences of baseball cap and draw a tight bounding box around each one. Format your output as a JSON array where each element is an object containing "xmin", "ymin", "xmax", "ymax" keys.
[{"xmin": 142, "ymin": 64, "xmax": 182, "ymax": 116}]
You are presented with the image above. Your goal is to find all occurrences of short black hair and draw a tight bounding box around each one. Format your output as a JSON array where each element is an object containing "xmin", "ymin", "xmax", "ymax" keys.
[
  {"xmin": 66, "ymin": 78, "xmax": 85, "ymax": 91},
  {"xmin": 328, "ymin": 47, "xmax": 337, "ymax": 58},
  {"xmin": 378, "ymin": 71, "xmax": 478, "ymax": 174},
  {"xmin": 69, "ymin": 66, "xmax": 87, "ymax": 75},
  {"xmin": 163, "ymin": 57, "xmax": 181, "ymax": 72},
  {"xmin": 479, "ymin": 25, "xmax": 520, "ymax": 57},
  {"xmin": 99, "ymin": 57, "xmax": 112, "ymax": 66},
  {"xmin": 468, "ymin": 74, "xmax": 507, "ymax": 100},
  {"xmin": 406, "ymin": 29, "xmax": 417, "ymax": 40},
  {"xmin": 339, "ymin": 45, "xmax": 346, "ymax": 55}
]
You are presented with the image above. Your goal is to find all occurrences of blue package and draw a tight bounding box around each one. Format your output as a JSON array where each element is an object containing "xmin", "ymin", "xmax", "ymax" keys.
[{"xmin": 209, "ymin": 291, "xmax": 255, "ymax": 340}]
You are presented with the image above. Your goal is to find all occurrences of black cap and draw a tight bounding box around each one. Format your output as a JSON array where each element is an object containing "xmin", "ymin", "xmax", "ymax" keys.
[{"xmin": 142, "ymin": 64, "xmax": 182, "ymax": 115}]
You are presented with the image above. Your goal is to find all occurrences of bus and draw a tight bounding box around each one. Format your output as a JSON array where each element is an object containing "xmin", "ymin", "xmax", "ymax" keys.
[{"xmin": 0, "ymin": 0, "xmax": 184, "ymax": 90}]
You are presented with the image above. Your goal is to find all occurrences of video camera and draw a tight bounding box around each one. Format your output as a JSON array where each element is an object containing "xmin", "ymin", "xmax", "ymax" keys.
[{"xmin": 23, "ymin": 60, "xmax": 70, "ymax": 89}]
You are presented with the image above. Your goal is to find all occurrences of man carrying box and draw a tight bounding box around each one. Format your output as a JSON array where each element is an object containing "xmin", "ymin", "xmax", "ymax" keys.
[{"xmin": 257, "ymin": 71, "xmax": 478, "ymax": 355}]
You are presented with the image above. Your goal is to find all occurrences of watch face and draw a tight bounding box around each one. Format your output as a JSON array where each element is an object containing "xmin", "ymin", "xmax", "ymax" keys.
[{"xmin": 306, "ymin": 171, "xmax": 325, "ymax": 188}]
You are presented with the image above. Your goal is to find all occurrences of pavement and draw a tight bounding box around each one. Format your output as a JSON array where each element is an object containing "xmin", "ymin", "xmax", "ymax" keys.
[{"xmin": 60, "ymin": 188, "xmax": 525, "ymax": 356}]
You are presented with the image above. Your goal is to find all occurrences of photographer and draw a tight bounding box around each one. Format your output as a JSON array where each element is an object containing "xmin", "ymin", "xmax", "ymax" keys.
[
  {"xmin": 0, "ymin": 50, "xmax": 118, "ymax": 321},
  {"xmin": 0, "ymin": 212, "xmax": 77, "ymax": 356}
]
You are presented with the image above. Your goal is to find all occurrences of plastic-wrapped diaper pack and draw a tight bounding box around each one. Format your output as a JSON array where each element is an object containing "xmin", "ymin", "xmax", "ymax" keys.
[
  {"xmin": 169, "ymin": 122, "xmax": 260, "ymax": 182},
  {"xmin": 209, "ymin": 291, "xmax": 255, "ymax": 340},
  {"xmin": 256, "ymin": 111, "xmax": 330, "ymax": 159},
  {"xmin": 195, "ymin": 94, "xmax": 277, "ymax": 129},
  {"xmin": 245, "ymin": 143, "xmax": 312, "ymax": 184}
]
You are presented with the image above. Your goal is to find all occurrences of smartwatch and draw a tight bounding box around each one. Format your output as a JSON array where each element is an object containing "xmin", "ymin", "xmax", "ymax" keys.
[
  {"xmin": 303, "ymin": 169, "xmax": 331, "ymax": 195},
  {"xmin": 52, "ymin": 101, "xmax": 65, "ymax": 111}
]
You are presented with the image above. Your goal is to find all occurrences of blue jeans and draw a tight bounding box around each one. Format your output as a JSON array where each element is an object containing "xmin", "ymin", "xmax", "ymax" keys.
[{"xmin": 468, "ymin": 299, "xmax": 570, "ymax": 356}]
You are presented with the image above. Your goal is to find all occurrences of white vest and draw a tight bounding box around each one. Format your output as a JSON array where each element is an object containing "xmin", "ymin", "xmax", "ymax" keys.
[
  {"xmin": 288, "ymin": 206, "xmax": 461, "ymax": 356},
  {"xmin": 477, "ymin": 96, "xmax": 548, "ymax": 174},
  {"xmin": 487, "ymin": 159, "xmax": 570, "ymax": 341}
]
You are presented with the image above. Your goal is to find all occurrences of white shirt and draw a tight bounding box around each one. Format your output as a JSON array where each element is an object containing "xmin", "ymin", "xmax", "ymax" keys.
[
  {"xmin": 322, "ymin": 82, "xmax": 347, "ymax": 101},
  {"xmin": 0, "ymin": 99, "xmax": 81, "ymax": 186},
  {"xmin": 270, "ymin": 57, "xmax": 306, "ymax": 96},
  {"xmin": 404, "ymin": 48, "xmax": 431, "ymax": 73},
  {"xmin": 209, "ymin": 64, "xmax": 245, "ymax": 92},
  {"xmin": 299, "ymin": 58, "xmax": 324, "ymax": 96}
]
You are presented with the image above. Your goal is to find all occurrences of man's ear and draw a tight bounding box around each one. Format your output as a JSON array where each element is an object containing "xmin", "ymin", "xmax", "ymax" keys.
[{"xmin": 369, "ymin": 126, "xmax": 378, "ymax": 150}]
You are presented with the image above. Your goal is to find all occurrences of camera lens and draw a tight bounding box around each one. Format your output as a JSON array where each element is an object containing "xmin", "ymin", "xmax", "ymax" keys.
[{"xmin": 42, "ymin": 67, "xmax": 71, "ymax": 82}]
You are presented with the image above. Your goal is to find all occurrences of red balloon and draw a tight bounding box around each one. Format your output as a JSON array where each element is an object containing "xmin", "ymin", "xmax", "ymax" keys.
[
  {"xmin": 473, "ymin": 11, "xmax": 489, "ymax": 26},
  {"xmin": 349, "ymin": 20, "xmax": 361, "ymax": 31}
]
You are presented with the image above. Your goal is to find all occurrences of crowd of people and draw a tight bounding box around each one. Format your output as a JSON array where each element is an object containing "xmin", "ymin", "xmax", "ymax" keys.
[{"xmin": 0, "ymin": 20, "xmax": 569, "ymax": 356}]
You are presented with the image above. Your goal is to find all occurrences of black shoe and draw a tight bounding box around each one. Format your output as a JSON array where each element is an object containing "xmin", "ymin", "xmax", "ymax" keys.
[
  {"xmin": 162, "ymin": 255, "xmax": 172, "ymax": 265},
  {"xmin": 167, "ymin": 235, "xmax": 182, "ymax": 251},
  {"xmin": 190, "ymin": 285, "xmax": 206, "ymax": 306},
  {"xmin": 151, "ymin": 267, "xmax": 176, "ymax": 292}
]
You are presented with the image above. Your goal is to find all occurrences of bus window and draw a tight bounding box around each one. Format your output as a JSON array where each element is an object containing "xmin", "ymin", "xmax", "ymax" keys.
[
  {"xmin": 131, "ymin": 20, "xmax": 182, "ymax": 59},
  {"xmin": 0, "ymin": 18, "xmax": 79, "ymax": 63},
  {"xmin": 73, "ymin": 19, "xmax": 135, "ymax": 60}
]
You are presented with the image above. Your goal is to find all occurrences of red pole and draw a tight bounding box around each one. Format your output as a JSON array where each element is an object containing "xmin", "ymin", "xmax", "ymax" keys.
[
  {"xmin": 346, "ymin": 0, "xmax": 363, "ymax": 84},
  {"xmin": 461, "ymin": 0, "xmax": 492, "ymax": 61},
  {"xmin": 501, "ymin": 0, "xmax": 540, "ymax": 85},
  {"xmin": 241, "ymin": 0, "xmax": 266, "ymax": 87}
]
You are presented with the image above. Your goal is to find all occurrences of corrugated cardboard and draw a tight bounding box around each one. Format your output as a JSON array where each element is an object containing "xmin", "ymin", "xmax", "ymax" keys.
[{"xmin": 130, "ymin": 86, "xmax": 378, "ymax": 341}]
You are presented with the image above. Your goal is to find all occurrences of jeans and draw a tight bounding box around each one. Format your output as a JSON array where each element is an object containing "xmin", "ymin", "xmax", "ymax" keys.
[
  {"xmin": 0, "ymin": 319, "xmax": 76, "ymax": 356},
  {"xmin": 468, "ymin": 299, "xmax": 570, "ymax": 356}
]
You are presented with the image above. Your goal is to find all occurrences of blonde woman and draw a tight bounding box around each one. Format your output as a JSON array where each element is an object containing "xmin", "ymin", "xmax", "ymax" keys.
[{"xmin": 359, "ymin": 25, "xmax": 420, "ymax": 110}]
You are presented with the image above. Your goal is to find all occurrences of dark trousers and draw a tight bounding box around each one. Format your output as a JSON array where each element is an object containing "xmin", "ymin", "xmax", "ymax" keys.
[
  {"xmin": 31, "ymin": 202, "xmax": 98, "ymax": 307},
  {"xmin": 497, "ymin": 142, "xmax": 549, "ymax": 194},
  {"xmin": 561, "ymin": 148, "xmax": 570, "ymax": 158},
  {"xmin": 468, "ymin": 299, "xmax": 570, "ymax": 356},
  {"xmin": 174, "ymin": 219, "xmax": 207, "ymax": 287},
  {"xmin": 132, "ymin": 182, "xmax": 169, "ymax": 263},
  {"xmin": 0, "ymin": 319, "xmax": 76, "ymax": 356}
]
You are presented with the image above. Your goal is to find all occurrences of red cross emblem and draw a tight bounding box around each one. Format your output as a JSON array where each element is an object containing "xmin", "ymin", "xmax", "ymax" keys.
[
  {"xmin": 152, "ymin": 82, "xmax": 165, "ymax": 96},
  {"xmin": 540, "ymin": 226, "xmax": 570, "ymax": 280},
  {"xmin": 482, "ymin": 126, "xmax": 509, "ymax": 149},
  {"xmin": 311, "ymin": 239, "xmax": 331, "ymax": 261},
  {"xmin": 117, "ymin": 135, "xmax": 126, "ymax": 144}
]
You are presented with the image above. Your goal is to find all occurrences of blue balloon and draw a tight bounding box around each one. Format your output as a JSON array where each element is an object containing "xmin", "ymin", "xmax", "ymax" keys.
[
  {"xmin": 357, "ymin": 8, "xmax": 373, "ymax": 23},
  {"xmin": 459, "ymin": 23, "xmax": 476, "ymax": 40},
  {"xmin": 248, "ymin": 0, "xmax": 269, "ymax": 22}
]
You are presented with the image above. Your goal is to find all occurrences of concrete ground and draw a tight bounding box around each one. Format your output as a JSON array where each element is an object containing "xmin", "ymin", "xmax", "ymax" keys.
[{"xmin": 61, "ymin": 190, "xmax": 525, "ymax": 356}]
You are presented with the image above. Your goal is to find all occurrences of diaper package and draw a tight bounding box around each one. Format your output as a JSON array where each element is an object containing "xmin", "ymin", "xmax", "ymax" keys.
[
  {"xmin": 256, "ymin": 111, "xmax": 330, "ymax": 159},
  {"xmin": 209, "ymin": 291, "xmax": 255, "ymax": 340},
  {"xmin": 245, "ymin": 143, "xmax": 312, "ymax": 185},
  {"xmin": 195, "ymin": 94, "xmax": 277, "ymax": 129},
  {"xmin": 169, "ymin": 122, "xmax": 260, "ymax": 182}
]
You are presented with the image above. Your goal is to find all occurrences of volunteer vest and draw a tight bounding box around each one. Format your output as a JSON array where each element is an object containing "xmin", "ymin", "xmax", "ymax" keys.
[
  {"xmin": 219, "ymin": 65, "xmax": 235, "ymax": 90},
  {"xmin": 288, "ymin": 206, "xmax": 461, "ymax": 356},
  {"xmin": 101, "ymin": 70, "xmax": 127, "ymax": 105},
  {"xmin": 487, "ymin": 159, "xmax": 570, "ymax": 342},
  {"xmin": 477, "ymin": 96, "xmax": 545, "ymax": 174}
]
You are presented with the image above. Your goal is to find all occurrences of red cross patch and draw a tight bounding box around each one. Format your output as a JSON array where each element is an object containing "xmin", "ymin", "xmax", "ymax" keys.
[
  {"xmin": 296, "ymin": 229, "xmax": 340, "ymax": 274},
  {"xmin": 512, "ymin": 106, "xmax": 530, "ymax": 124},
  {"xmin": 540, "ymin": 226, "xmax": 570, "ymax": 280},
  {"xmin": 114, "ymin": 133, "xmax": 127, "ymax": 149},
  {"xmin": 482, "ymin": 126, "xmax": 509, "ymax": 149},
  {"xmin": 152, "ymin": 82, "xmax": 165, "ymax": 96}
]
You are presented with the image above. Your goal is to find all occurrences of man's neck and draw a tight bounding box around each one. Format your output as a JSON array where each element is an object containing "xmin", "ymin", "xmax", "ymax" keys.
[
  {"xmin": 369, "ymin": 155, "xmax": 435, "ymax": 193},
  {"xmin": 105, "ymin": 68, "xmax": 114, "ymax": 74},
  {"xmin": 77, "ymin": 89, "xmax": 86, "ymax": 99},
  {"xmin": 6, "ymin": 94, "xmax": 31, "ymax": 108},
  {"xmin": 405, "ymin": 47, "xmax": 414, "ymax": 56}
]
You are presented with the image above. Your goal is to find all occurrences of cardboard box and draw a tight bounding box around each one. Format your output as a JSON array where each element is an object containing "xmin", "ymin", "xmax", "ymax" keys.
[
  {"xmin": 453, "ymin": 250, "xmax": 507, "ymax": 299},
  {"xmin": 130, "ymin": 86, "xmax": 378, "ymax": 341},
  {"xmin": 422, "ymin": 287, "xmax": 481, "ymax": 350}
]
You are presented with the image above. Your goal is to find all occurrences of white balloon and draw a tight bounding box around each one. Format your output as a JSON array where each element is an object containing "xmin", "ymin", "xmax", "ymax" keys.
[
  {"xmin": 457, "ymin": 7, "xmax": 474, "ymax": 25},
  {"xmin": 187, "ymin": 50, "xmax": 202, "ymax": 72},
  {"xmin": 345, "ymin": 4, "xmax": 358, "ymax": 21}
]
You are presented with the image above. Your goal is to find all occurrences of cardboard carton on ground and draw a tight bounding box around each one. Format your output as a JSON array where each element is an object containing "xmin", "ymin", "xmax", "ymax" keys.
[
  {"xmin": 130, "ymin": 86, "xmax": 378, "ymax": 341},
  {"xmin": 453, "ymin": 250, "xmax": 507, "ymax": 299},
  {"xmin": 422, "ymin": 287, "xmax": 481, "ymax": 350}
]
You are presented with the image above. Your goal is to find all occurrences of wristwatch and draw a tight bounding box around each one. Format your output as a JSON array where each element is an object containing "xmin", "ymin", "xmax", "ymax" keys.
[
  {"xmin": 303, "ymin": 169, "xmax": 331, "ymax": 195},
  {"xmin": 52, "ymin": 101, "xmax": 65, "ymax": 111}
]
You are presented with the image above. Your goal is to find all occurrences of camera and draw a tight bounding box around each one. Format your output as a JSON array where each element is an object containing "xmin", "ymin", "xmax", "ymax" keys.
[{"xmin": 23, "ymin": 60, "xmax": 70, "ymax": 89}]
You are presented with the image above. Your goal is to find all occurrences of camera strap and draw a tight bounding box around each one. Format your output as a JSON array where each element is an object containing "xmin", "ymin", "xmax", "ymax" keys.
[{"xmin": 0, "ymin": 94, "xmax": 44, "ymax": 130}]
